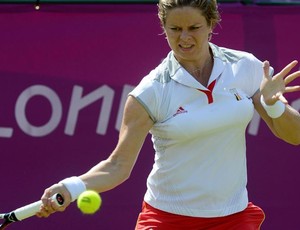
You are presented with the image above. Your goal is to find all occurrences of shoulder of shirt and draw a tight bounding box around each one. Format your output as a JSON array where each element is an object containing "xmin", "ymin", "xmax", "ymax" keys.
[
  {"xmin": 145, "ymin": 52, "xmax": 174, "ymax": 84},
  {"xmin": 210, "ymin": 43, "xmax": 256, "ymax": 63}
]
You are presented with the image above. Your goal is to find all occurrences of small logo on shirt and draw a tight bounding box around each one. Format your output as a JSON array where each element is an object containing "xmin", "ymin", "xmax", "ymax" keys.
[{"xmin": 173, "ymin": 106, "xmax": 188, "ymax": 117}]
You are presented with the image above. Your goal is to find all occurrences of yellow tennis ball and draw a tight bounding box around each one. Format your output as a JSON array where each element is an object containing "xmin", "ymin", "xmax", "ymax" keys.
[{"xmin": 77, "ymin": 190, "xmax": 102, "ymax": 214}]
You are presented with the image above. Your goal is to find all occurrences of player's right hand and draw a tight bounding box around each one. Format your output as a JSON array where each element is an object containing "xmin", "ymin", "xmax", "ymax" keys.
[{"xmin": 36, "ymin": 183, "xmax": 71, "ymax": 218}]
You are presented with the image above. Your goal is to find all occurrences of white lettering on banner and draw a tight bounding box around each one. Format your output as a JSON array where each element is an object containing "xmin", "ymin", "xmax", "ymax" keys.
[
  {"xmin": 0, "ymin": 84, "xmax": 133, "ymax": 138},
  {"xmin": 0, "ymin": 127, "xmax": 13, "ymax": 138},
  {"xmin": 15, "ymin": 85, "xmax": 62, "ymax": 137},
  {"xmin": 65, "ymin": 85, "xmax": 114, "ymax": 136}
]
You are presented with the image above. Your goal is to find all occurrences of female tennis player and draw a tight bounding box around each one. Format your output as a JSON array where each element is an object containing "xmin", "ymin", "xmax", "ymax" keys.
[{"xmin": 37, "ymin": 0, "xmax": 300, "ymax": 229}]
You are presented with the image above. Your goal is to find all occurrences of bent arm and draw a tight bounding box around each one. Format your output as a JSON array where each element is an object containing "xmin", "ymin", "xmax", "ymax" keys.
[
  {"xmin": 253, "ymin": 60, "xmax": 300, "ymax": 145},
  {"xmin": 80, "ymin": 96, "xmax": 154, "ymax": 191}
]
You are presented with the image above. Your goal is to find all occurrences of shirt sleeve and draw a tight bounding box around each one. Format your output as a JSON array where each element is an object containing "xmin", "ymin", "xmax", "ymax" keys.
[{"xmin": 128, "ymin": 74, "xmax": 160, "ymax": 123}]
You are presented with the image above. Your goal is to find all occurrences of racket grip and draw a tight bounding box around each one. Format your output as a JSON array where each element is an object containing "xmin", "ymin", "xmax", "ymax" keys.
[{"xmin": 13, "ymin": 193, "xmax": 64, "ymax": 221}]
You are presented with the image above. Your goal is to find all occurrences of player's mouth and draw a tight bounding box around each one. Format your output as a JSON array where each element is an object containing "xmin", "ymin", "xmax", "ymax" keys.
[{"xmin": 179, "ymin": 44, "xmax": 194, "ymax": 51}]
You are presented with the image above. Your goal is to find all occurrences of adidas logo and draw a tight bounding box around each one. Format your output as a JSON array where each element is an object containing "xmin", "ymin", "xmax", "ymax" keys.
[{"xmin": 173, "ymin": 106, "xmax": 188, "ymax": 117}]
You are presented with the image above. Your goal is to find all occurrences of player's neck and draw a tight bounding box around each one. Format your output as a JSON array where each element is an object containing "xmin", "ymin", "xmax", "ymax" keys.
[{"xmin": 184, "ymin": 53, "xmax": 214, "ymax": 87}]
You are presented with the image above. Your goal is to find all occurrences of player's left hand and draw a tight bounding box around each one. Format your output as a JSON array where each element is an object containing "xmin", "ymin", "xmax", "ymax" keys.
[{"xmin": 260, "ymin": 60, "xmax": 300, "ymax": 105}]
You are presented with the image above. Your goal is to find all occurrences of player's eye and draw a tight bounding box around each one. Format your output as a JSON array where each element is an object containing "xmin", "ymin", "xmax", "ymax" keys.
[
  {"xmin": 190, "ymin": 26, "xmax": 200, "ymax": 30},
  {"xmin": 169, "ymin": 27, "xmax": 181, "ymax": 31}
]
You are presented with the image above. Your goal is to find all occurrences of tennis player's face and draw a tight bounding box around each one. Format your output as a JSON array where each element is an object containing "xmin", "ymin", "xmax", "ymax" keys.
[{"xmin": 164, "ymin": 6, "xmax": 212, "ymax": 64}]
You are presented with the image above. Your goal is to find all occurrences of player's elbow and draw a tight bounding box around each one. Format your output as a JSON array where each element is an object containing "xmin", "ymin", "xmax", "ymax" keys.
[
  {"xmin": 109, "ymin": 156, "xmax": 133, "ymax": 184},
  {"xmin": 118, "ymin": 168, "xmax": 131, "ymax": 182},
  {"xmin": 122, "ymin": 171, "xmax": 132, "ymax": 183}
]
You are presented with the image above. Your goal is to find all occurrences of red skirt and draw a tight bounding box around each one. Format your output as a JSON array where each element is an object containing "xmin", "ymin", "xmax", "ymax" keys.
[{"xmin": 135, "ymin": 202, "xmax": 265, "ymax": 230}]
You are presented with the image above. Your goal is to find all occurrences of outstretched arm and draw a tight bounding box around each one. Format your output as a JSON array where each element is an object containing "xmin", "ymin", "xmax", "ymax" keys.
[
  {"xmin": 253, "ymin": 60, "xmax": 300, "ymax": 145},
  {"xmin": 37, "ymin": 96, "xmax": 154, "ymax": 217}
]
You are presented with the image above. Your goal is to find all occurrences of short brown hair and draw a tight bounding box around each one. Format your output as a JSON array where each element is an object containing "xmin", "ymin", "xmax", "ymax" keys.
[{"xmin": 158, "ymin": 0, "xmax": 221, "ymax": 29}]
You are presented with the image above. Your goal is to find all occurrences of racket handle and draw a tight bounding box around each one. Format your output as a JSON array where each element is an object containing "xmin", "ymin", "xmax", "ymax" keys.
[{"xmin": 13, "ymin": 193, "xmax": 64, "ymax": 221}]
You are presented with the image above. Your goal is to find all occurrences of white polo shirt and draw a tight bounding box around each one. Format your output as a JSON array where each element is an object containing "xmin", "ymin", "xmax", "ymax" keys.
[{"xmin": 129, "ymin": 43, "xmax": 265, "ymax": 217}]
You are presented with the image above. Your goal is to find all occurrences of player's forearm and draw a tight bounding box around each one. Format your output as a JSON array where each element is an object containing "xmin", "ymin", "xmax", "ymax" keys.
[
  {"xmin": 271, "ymin": 105, "xmax": 300, "ymax": 145},
  {"xmin": 79, "ymin": 155, "xmax": 132, "ymax": 193}
]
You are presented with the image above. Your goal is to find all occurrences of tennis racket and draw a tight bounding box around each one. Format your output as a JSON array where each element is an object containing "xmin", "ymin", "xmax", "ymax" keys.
[{"xmin": 0, "ymin": 193, "xmax": 64, "ymax": 229}]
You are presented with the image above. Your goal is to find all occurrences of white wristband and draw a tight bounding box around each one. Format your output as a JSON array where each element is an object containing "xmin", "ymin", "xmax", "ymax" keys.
[
  {"xmin": 59, "ymin": 176, "xmax": 86, "ymax": 202},
  {"xmin": 260, "ymin": 95, "xmax": 285, "ymax": 119}
]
